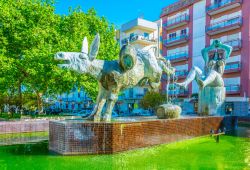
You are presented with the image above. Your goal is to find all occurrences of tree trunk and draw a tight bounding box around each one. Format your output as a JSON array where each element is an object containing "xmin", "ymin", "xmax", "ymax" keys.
[
  {"xmin": 36, "ymin": 92, "xmax": 43, "ymax": 114},
  {"xmin": 18, "ymin": 81, "xmax": 22, "ymax": 114}
]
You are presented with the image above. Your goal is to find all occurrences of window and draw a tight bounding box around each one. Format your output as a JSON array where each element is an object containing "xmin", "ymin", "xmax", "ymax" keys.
[
  {"xmin": 214, "ymin": 0, "xmax": 222, "ymax": 4},
  {"xmin": 169, "ymin": 32, "xmax": 176, "ymax": 39},
  {"xmin": 181, "ymin": 29, "xmax": 187, "ymax": 35},
  {"xmin": 129, "ymin": 88, "xmax": 133, "ymax": 98},
  {"xmin": 144, "ymin": 32, "xmax": 149, "ymax": 39}
]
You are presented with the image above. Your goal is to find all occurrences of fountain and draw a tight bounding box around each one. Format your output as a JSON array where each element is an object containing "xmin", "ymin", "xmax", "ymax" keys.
[
  {"xmin": 49, "ymin": 36, "xmax": 235, "ymax": 155},
  {"xmin": 156, "ymin": 61, "xmax": 182, "ymax": 119}
]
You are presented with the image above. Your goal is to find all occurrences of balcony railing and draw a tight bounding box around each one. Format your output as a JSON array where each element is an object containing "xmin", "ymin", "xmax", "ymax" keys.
[
  {"xmin": 206, "ymin": 16, "xmax": 242, "ymax": 35},
  {"xmin": 164, "ymin": 34, "xmax": 189, "ymax": 47},
  {"xmin": 207, "ymin": 0, "xmax": 242, "ymax": 15},
  {"xmin": 226, "ymin": 84, "xmax": 240, "ymax": 94},
  {"xmin": 169, "ymin": 89, "xmax": 189, "ymax": 96},
  {"xmin": 165, "ymin": 51, "xmax": 188, "ymax": 62},
  {"xmin": 225, "ymin": 62, "xmax": 241, "ymax": 73},
  {"xmin": 224, "ymin": 39, "xmax": 242, "ymax": 51},
  {"xmin": 175, "ymin": 70, "xmax": 188, "ymax": 79},
  {"xmin": 122, "ymin": 34, "xmax": 156, "ymax": 45},
  {"xmin": 163, "ymin": 14, "xmax": 189, "ymax": 30}
]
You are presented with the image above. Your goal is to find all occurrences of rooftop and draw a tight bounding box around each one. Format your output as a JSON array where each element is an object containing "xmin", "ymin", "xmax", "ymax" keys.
[
  {"xmin": 120, "ymin": 18, "xmax": 158, "ymax": 33},
  {"xmin": 161, "ymin": 0, "xmax": 201, "ymax": 17}
]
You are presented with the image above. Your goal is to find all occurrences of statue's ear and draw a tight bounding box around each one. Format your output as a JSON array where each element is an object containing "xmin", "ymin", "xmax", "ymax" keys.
[
  {"xmin": 81, "ymin": 37, "xmax": 88, "ymax": 54},
  {"xmin": 89, "ymin": 33, "xmax": 100, "ymax": 61}
]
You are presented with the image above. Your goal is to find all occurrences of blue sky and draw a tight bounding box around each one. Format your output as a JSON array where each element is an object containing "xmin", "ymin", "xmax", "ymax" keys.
[{"xmin": 55, "ymin": 0, "xmax": 178, "ymax": 27}]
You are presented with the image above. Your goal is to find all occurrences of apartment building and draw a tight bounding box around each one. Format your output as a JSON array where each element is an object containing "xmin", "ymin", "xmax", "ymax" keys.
[
  {"xmin": 161, "ymin": 0, "xmax": 250, "ymax": 115},
  {"xmin": 117, "ymin": 18, "xmax": 161, "ymax": 113},
  {"xmin": 50, "ymin": 87, "xmax": 93, "ymax": 112}
]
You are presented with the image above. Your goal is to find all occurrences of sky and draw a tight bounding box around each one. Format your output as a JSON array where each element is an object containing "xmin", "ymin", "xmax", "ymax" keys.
[{"xmin": 55, "ymin": 0, "xmax": 178, "ymax": 28}]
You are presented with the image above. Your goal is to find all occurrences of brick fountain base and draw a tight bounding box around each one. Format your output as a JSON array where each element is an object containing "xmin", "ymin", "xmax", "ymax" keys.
[{"xmin": 49, "ymin": 116, "xmax": 236, "ymax": 155}]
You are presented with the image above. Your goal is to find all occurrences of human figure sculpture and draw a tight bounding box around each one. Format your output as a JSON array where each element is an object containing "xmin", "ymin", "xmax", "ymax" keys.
[
  {"xmin": 176, "ymin": 40, "xmax": 232, "ymax": 89},
  {"xmin": 55, "ymin": 34, "xmax": 175, "ymax": 122},
  {"xmin": 177, "ymin": 40, "xmax": 232, "ymax": 115}
]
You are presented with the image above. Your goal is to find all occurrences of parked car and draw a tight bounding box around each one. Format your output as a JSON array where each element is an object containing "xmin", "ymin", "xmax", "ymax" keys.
[
  {"xmin": 112, "ymin": 111, "xmax": 119, "ymax": 118},
  {"xmin": 131, "ymin": 109, "xmax": 152, "ymax": 116},
  {"xmin": 73, "ymin": 109, "xmax": 93, "ymax": 117}
]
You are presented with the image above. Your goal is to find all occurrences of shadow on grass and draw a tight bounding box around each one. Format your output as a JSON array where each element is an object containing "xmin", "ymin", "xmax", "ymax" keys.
[{"xmin": 1, "ymin": 141, "xmax": 50, "ymax": 156}]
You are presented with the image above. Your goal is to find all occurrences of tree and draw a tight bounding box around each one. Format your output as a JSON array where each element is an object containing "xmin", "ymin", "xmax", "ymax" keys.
[
  {"xmin": 0, "ymin": 0, "xmax": 119, "ymax": 113},
  {"xmin": 140, "ymin": 91, "xmax": 166, "ymax": 111},
  {"xmin": 58, "ymin": 8, "xmax": 120, "ymax": 99}
]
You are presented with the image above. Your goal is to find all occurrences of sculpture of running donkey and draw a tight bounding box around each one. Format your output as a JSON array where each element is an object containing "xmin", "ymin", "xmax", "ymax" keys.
[{"xmin": 55, "ymin": 34, "xmax": 175, "ymax": 122}]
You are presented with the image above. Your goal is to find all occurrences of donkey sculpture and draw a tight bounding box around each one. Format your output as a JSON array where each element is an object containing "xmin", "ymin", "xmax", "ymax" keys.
[{"xmin": 55, "ymin": 34, "xmax": 175, "ymax": 122}]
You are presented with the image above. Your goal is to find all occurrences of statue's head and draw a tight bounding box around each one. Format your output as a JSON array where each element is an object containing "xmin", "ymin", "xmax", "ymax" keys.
[
  {"xmin": 55, "ymin": 34, "xmax": 100, "ymax": 73},
  {"xmin": 212, "ymin": 39, "xmax": 222, "ymax": 48}
]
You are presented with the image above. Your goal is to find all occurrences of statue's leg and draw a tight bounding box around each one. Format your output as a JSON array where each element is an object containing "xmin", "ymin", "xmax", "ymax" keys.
[
  {"xmin": 149, "ymin": 82, "xmax": 161, "ymax": 92},
  {"xmin": 198, "ymin": 70, "xmax": 218, "ymax": 89},
  {"xmin": 93, "ymin": 98, "xmax": 106, "ymax": 122},
  {"xmin": 84, "ymin": 85, "xmax": 106, "ymax": 121},
  {"xmin": 102, "ymin": 93, "xmax": 118, "ymax": 122},
  {"xmin": 176, "ymin": 66, "xmax": 202, "ymax": 89}
]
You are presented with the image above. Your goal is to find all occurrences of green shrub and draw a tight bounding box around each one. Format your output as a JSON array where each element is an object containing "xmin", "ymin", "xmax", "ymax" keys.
[
  {"xmin": 0, "ymin": 112, "xmax": 21, "ymax": 120},
  {"xmin": 140, "ymin": 91, "xmax": 166, "ymax": 111}
]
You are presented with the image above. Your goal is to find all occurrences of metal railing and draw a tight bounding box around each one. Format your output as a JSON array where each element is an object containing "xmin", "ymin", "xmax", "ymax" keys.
[
  {"xmin": 163, "ymin": 14, "xmax": 189, "ymax": 27},
  {"xmin": 206, "ymin": 16, "xmax": 242, "ymax": 32},
  {"xmin": 169, "ymin": 89, "xmax": 189, "ymax": 95},
  {"xmin": 207, "ymin": 0, "xmax": 242, "ymax": 12},
  {"xmin": 224, "ymin": 39, "xmax": 242, "ymax": 48},
  {"xmin": 175, "ymin": 70, "xmax": 188, "ymax": 77},
  {"xmin": 225, "ymin": 85, "xmax": 240, "ymax": 92},
  {"xmin": 225, "ymin": 62, "xmax": 241, "ymax": 71},
  {"xmin": 122, "ymin": 34, "xmax": 156, "ymax": 45},
  {"xmin": 165, "ymin": 51, "xmax": 188, "ymax": 61},
  {"xmin": 164, "ymin": 34, "xmax": 189, "ymax": 45}
]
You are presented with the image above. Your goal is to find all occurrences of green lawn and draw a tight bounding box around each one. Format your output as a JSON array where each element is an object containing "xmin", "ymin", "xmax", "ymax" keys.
[{"xmin": 0, "ymin": 135, "xmax": 249, "ymax": 170}]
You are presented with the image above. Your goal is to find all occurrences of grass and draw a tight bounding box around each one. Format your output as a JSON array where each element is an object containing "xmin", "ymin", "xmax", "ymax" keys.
[{"xmin": 0, "ymin": 135, "xmax": 249, "ymax": 170}]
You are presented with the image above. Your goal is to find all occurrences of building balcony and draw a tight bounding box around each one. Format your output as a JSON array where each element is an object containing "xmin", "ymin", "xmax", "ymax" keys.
[
  {"xmin": 206, "ymin": 16, "xmax": 242, "ymax": 35},
  {"xmin": 121, "ymin": 34, "xmax": 157, "ymax": 46},
  {"xmin": 168, "ymin": 89, "xmax": 189, "ymax": 97},
  {"xmin": 207, "ymin": 0, "xmax": 242, "ymax": 16},
  {"xmin": 226, "ymin": 84, "xmax": 241, "ymax": 95},
  {"xmin": 224, "ymin": 61, "xmax": 241, "ymax": 73},
  {"xmin": 224, "ymin": 39, "xmax": 242, "ymax": 51},
  {"xmin": 163, "ymin": 14, "xmax": 189, "ymax": 30},
  {"xmin": 175, "ymin": 70, "xmax": 188, "ymax": 79},
  {"xmin": 164, "ymin": 34, "xmax": 189, "ymax": 47},
  {"xmin": 165, "ymin": 51, "xmax": 188, "ymax": 63}
]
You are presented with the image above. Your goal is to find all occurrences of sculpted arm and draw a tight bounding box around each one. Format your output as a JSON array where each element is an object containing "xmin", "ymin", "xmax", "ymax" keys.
[
  {"xmin": 218, "ymin": 43, "xmax": 233, "ymax": 60},
  {"xmin": 158, "ymin": 59, "xmax": 175, "ymax": 75}
]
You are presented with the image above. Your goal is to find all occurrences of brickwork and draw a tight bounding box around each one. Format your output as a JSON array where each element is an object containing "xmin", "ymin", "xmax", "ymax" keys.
[{"xmin": 49, "ymin": 116, "xmax": 235, "ymax": 155}]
